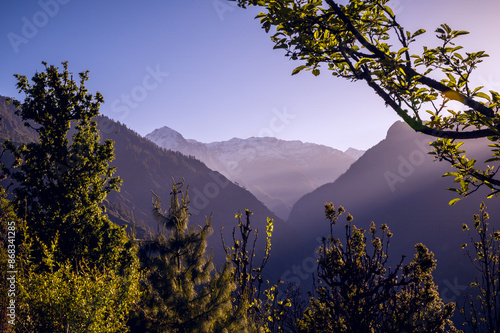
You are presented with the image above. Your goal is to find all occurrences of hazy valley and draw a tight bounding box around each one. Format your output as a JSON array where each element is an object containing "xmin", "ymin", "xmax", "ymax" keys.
[
  {"xmin": 2, "ymin": 95, "xmax": 497, "ymax": 330},
  {"xmin": 146, "ymin": 126, "xmax": 364, "ymax": 219}
]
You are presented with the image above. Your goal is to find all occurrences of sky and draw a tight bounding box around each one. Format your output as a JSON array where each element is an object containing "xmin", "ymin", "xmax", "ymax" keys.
[{"xmin": 1, "ymin": 0, "xmax": 500, "ymax": 151}]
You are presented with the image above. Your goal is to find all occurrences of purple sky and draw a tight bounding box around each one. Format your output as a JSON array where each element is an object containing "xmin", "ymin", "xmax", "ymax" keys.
[{"xmin": 2, "ymin": 0, "xmax": 500, "ymax": 150}]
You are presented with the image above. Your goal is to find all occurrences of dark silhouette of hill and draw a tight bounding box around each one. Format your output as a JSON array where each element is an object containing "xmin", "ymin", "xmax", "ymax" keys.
[
  {"xmin": 0, "ymin": 96, "xmax": 301, "ymax": 272},
  {"xmin": 284, "ymin": 121, "xmax": 499, "ymax": 311}
]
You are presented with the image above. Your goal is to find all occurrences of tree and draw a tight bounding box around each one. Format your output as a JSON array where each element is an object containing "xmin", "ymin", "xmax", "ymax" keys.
[
  {"xmin": 4, "ymin": 61, "xmax": 132, "ymax": 272},
  {"xmin": 2, "ymin": 62, "xmax": 140, "ymax": 330},
  {"xmin": 297, "ymin": 203, "xmax": 458, "ymax": 332},
  {"xmin": 0, "ymin": 186, "xmax": 28, "ymax": 332},
  {"xmin": 230, "ymin": 0, "xmax": 500, "ymax": 203},
  {"xmin": 17, "ymin": 239, "xmax": 140, "ymax": 333},
  {"xmin": 266, "ymin": 283, "xmax": 309, "ymax": 333},
  {"xmin": 129, "ymin": 180, "xmax": 234, "ymax": 332},
  {"xmin": 461, "ymin": 202, "xmax": 500, "ymax": 332},
  {"xmin": 220, "ymin": 209, "xmax": 279, "ymax": 332}
]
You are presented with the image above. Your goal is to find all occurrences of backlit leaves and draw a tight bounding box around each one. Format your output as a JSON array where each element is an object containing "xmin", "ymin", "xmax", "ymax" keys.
[{"xmin": 230, "ymin": 0, "xmax": 500, "ymax": 201}]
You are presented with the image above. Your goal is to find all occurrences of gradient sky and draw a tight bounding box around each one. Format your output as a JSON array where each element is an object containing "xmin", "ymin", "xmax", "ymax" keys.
[{"xmin": 1, "ymin": 0, "xmax": 499, "ymax": 151}]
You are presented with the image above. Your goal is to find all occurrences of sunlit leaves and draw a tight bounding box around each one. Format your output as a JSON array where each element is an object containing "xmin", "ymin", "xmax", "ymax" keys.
[
  {"xmin": 19, "ymin": 257, "xmax": 140, "ymax": 332},
  {"xmin": 461, "ymin": 204, "xmax": 500, "ymax": 331},
  {"xmin": 4, "ymin": 62, "xmax": 139, "ymax": 331},
  {"xmin": 299, "ymin": 205, "xmax": 457, "ymax": 331},
  {"xmin": 231, "ymin": 0, "xmax": 500, "ymax": 200},
  {"xmin": 292, "ymin": 65, "xmax": 308, "ymax": 75}
]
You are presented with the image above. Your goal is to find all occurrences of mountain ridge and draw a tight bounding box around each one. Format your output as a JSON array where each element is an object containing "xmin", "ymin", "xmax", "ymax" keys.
[
  {"xmin": 282, "ymin": 121, "xmax": 500, "ymax": 314},
  {"xmin": 146, "ymin": 125, "xmax": 364, "ymax": 219},
  {"xmin": 0, "ymin": 96, "xmax": 301, "ymax": 271}
]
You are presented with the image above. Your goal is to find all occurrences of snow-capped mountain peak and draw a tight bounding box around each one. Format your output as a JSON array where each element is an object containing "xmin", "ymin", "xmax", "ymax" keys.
[
  {"xmin": 145, "ymin": 126, "xmax": 365, "ymax": 220},
  {"xmin": 145, "ymin": 126, "xmax": 190, "ymax": 151}
]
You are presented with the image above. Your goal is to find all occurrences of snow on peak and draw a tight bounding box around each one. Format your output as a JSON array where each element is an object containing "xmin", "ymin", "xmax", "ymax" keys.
[{"xmin": 145, "ymin": 126, "xmax": 188, "ymax": 150}]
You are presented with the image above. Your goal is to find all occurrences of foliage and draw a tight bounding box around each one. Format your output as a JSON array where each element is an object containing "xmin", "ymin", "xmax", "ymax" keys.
[
  {"xmin": 265, "ymin": 283, "xmax": 306, "ymax": 333},
  {"xmin": 1, "ymin": 62, "xmax": 140, "ymax": 331},
  {"xmin": 230, "ymin": 0, "xmax": 500, "ymax": 203},
  {"xmin": 0, "ymin": 185, "xmax": 140, "ymax": 332},
  {"xmin": 129, "ymin": 180, "xmax": 234, "ymax": 332},
  {"xmin": 297, "ymin": 203, "xmax": 458, "ymax": 332},
  {"xmin": 0, "ymin": 187, "xmax": 28, "ymax": 332},
  {"xmin": 17, "ymin": 239, "xmax": 140, "ymax": 333},
  {"xmin": 3, "ymin": 61, "xmax": 133, "ymax": 272},
  {"xmin": 461, "ymin": 203, "xmax": 500, "ymax": 332},
  {"xmin": 221, "ymin": 209, "xmax": 283, "ymax": 332}
]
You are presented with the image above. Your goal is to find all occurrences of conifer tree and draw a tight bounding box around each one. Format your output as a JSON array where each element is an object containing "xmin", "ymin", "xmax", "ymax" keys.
[
  {"xmin": 130, "ymin": 180, "xmax": 234, "ymax": 332},
  {"xmin": 298, "ymin": 203, "xmax": 458, "ymax": 333}
]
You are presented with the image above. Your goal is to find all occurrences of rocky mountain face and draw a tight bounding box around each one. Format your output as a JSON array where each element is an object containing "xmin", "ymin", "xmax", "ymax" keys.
[
  {"xmin": 146, "ymin": 126, "xmax": 363, "ymax": 220},
  {"xmin": 282, "ymin": 121, "xmax": 500, "ymax": 314}
]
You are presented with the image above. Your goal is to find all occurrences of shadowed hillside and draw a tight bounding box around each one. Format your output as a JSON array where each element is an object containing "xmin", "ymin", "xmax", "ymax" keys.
[
  {"xmin": 284, "ymin": 121, "xmax": 500, "ymax": 307},
  {"xmin": 0, "ymin": 96, "xmax": 302, "ymax": 273}
]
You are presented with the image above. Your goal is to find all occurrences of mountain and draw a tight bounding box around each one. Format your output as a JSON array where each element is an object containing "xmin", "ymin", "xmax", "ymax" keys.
[
  {"xmin": 146, "ymin": 126, "xmax": 363, "ymax": 220},
  {"xmin": 344, "ymin": 147, "xmax": 365, "ymax": 159},
  {"xmin": 0, "ymin": 97, "xmax": 302, "ymax": 272},
  {"xmin": 0, "ymin": 97, "xmax": 38, "ymax": 143},
  {"xmin": 283, "ymin": 121, "xmax": 500, "ymax": 309}
]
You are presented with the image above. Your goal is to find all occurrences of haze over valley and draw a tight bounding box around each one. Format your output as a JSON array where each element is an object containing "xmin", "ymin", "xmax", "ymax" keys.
[
  {"xmin": 2, "ymin": 94, "xmax": 499, "ymax": 330},
  {"xmin": 146, "ymin": 126, "xmax": 364, "ymax": 219}
]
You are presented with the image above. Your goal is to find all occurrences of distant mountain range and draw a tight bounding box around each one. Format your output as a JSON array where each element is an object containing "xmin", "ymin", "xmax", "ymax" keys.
[
  {"xmin": 146, "ymin": 126, "xmax": 364, "ymax": 219},
  {"xmin": 0, "ymin": 96, "xmax": 301, "ymax": 270}
]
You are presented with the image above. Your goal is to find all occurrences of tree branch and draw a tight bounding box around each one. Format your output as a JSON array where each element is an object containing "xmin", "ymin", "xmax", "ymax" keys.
[{"xmin": 325, "ymin": 0, "xmax": 496, "ymax": 119}]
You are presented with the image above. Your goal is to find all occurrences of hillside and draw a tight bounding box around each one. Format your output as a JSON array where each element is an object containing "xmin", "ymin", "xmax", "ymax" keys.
[
  {"xmin": 0, "ymin": 97, "xmax": 301, "ymax": 270},
  {"xmin": 283, "ymin": 121, "xmax": 500, "ymax": 302},
  {"xmin": 0, "ymin": 97, "xmax": 38, "ymax": 143},
  {"xmin": 146, "ymin": 126, "xmax": 362, "ymax": 219}
]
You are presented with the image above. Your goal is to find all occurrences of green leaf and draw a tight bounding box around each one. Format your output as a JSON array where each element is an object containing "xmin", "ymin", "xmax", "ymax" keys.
[
  {"xmin": 411, "ymin": 29, "xmax": 426, "ymax": 39},
  {"xmin": 384, "ymin": 5, "xmax": 394, "ymax": 17},
  {"xmin": 354, "ymin": 58, "xmax": 372, "ymax": 69},
  {"xmin": 474, "ymin": 92, "xmax": 491, "ymax": 101},
  {"xmin": 454, "ymin": 30, "xmax": 469, "ymax": 37},
  {"xmin": 446, "ymin": 73, "xmax": 456, "ymax": 85},
  {"xmin": 312, "ymin": 69, "xmax": 320, "ymax": 76},
  {"xmin": 449, "ymin": 198, "xmax": 461, "ymax": 206},
  {"xmin": 292, "ymin": 65, "xmax": 307, "ymax": 75},
  {"xmin": 396, "ymin": 47, "xmax": 409, "ymax": 58}
]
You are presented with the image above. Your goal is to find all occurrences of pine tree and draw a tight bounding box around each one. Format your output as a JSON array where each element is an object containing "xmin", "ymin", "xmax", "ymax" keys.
[
  {"xmin": 130, "ymin": 180, "xmax": 234, "ymax": 332},
  {"xmin": 298, "ymin": 203, "xmax": 458, "ymax": 333}
]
